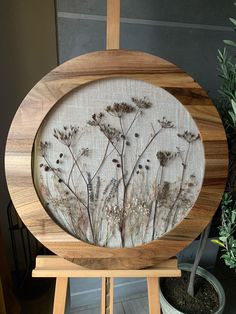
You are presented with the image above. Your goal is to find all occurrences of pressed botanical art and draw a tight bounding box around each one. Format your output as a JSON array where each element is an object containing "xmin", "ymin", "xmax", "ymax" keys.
[{"xmin": 34, "ymin": 78, "xmax": 205, "ymax": 248}]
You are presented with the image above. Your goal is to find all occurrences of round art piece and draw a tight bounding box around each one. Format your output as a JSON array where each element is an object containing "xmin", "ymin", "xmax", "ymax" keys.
[
  {"xmin": 34, "ymin": 78, "xmax": 204, "ymax": 248},
  {"xmin": 5, "ymin": 50, "xmax": 227, "ymax": 269}
]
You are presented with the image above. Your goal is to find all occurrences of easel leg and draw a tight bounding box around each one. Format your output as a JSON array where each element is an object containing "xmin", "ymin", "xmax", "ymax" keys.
[
  {"xmin": 147, "ymin": 277, "xmax": 161, "ymax": 314},
  {"xmin": 53, "ymin": 277, "xmax": 68, "ymax": 314},
  {"xmin": 101, "ymin": 277, "xmax": 114, "ymax": 314}
]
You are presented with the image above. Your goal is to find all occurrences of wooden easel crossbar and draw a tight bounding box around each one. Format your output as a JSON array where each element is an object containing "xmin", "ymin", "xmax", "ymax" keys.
[{"xmin": 32, "ymin": 256, "xmax": 180, "ymax": 314}]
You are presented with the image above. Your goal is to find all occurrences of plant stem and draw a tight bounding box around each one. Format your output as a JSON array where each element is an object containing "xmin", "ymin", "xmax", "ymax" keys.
[
  {"xmin": 67, "ymin": 146, "xmax": 95, "ymax": 243},
  {"xmin": 91, "ymin": 140, "xmax": 110, "ymax": 181},
  {"xmin": 187, "ymin": 222, "xmax": 211, "ymax": 297},
  {"xmin": 126, "ymin": 128, "xmax": 163, "ymax": 190},
  {"xmin": 152, "ymin": 166, "xmax": 164, "ymax": 240},
  {"xmin": 164, "ymin": 142, "xmax": 191, "ymax": 232},
  {"xmin": 43, "ymin": 155, "xmax": 86, "ymax": 208}
]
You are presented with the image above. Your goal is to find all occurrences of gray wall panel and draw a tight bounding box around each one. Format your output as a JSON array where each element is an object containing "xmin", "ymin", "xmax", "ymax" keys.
[
  {"xmin": 57, "ymin": 0, "xmax": 233, "ymax": 26},
  {"xmin": 57, "ymin": 18, "xmax": 106, "ymax": 62}
]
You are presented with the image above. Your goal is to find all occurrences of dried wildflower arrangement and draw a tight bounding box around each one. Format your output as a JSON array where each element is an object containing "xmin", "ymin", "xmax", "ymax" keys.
[{"xmin": 34, "ymin": 80, "xmax": 204, "ymax": 248}]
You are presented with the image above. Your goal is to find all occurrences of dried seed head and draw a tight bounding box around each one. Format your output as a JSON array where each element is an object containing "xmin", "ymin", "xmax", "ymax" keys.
[
  {"xmin": 106, "ymin": 102, "xmax": 135, "ymax": 117},
  {"xmin": 156, "ymin": 151, "xmax": 178, "ymax": 167},
  {"xmin": 158, "ymin": 117, "xmax": 174, "ymax": 129},
  {"xmin": 177, "ymin": 131, "xmax": 200, "ymax": 143},
  {"xmin": 131, "ymin": 96, "xmax": 152, "ymax": 109},
  {"xmin": 53, "ymin": 125, "xmax": 79, "ymax": 147}
]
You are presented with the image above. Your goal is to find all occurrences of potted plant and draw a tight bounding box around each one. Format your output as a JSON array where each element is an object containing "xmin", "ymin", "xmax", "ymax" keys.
[
  {"xmin": 160, "ymin": 223, "xmax": 225, "ymax": 314},
  {"xmin": 160, "ymin": 4, "xmax": 236, "ymax": 313}
]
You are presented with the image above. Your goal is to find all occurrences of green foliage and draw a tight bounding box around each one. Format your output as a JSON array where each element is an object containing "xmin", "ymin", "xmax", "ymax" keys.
[
  {"xmin": 218, "ymin": 48, "xmax": 236, "ymax": 128},
  {"xmin": 212, "ymin": 193, "xmax": 236, "ymax": 269},
  {"xmin": 214, "ymin": 8, "xmax": 236, "ymax": 271}
]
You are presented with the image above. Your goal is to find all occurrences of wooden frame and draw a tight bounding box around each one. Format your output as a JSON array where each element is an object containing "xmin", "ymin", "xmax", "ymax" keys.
[
  {"xmin": 5, "ymin": 49, "xmax": 228, "ymax": 269},
  {"xmin": 33, "ymin": 256, "xmax": 180, "ymax": 314}
]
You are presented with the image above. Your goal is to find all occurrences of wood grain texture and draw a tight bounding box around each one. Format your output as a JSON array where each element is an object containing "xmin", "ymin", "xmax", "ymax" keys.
[
  {"xmin": 147, "ymin": 278, "xmax": 160, "ymax": 314},
  {"xmin": 32, "ymin": 256, "xmax": 180, "ymax": 278},
  {"xmin": 53, "ymin": 277, "xmax": 68, "ymax": 314},
  {"xmin": 106, "ymin": 0, "xmax": 120, "ymax": 49},
  {"xmin": 5, "ymin": 50, "xmax": 228, "ymax": 269}
]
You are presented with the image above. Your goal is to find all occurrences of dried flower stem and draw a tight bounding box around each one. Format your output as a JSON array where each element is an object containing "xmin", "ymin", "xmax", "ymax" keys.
[
  {"xmin": 42, "ymin": 154, "xmax": 86, "ymax": 208},
  {"xmin": 164, "ymin": 142, "xmax": 191, "ymax": 232},
  {"xmin": 67, "ymin": 146, "xmax": 95, "ymax": 242},
  {"xmin": 152, "ymin": 165, "xmax": 164, "ymax": 240},
  {"xmin": 120, "ymin": 127, "xmax": 163, "ymax": 246}
]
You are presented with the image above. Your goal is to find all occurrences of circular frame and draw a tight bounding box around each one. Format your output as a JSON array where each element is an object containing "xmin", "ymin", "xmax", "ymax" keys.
[{"xmin": 5, "ymin": 50, "xmax": 228, "ymax": 269}]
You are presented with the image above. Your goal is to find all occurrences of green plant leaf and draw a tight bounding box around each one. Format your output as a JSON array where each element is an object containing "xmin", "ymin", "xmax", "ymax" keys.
[
  {"xmin": 230, "ymin": 17, "xmax": 236, "ymax": 26},
  {"xmin": 211, "ymin": 239, "xmax": 225, "ymax": 247},
  {"xmin": 224, "ymin": 40, "xmax": 236, "ymax": 48},
  {"xmin": 231, "ymin": 99, "xmax": 236, "ymax": 114}
]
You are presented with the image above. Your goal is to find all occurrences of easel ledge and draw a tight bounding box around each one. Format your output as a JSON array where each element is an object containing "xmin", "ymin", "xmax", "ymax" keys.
[{"xmin": 32, "ymin": 256, "xmax": 180, "ymax": 314}]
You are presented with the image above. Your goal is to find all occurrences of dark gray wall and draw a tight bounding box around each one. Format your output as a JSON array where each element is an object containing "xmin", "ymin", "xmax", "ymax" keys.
[
  {"xmin": 1, "ymin": 0, "xmax": 58, "ymax": 267},
  {"xmin": 57, "ymin": 0, "xmax": 235, "ymax": 102}
]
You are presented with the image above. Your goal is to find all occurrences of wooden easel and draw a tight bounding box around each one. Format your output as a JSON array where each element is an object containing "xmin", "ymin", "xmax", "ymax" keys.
[
  {"xmin": 32, "ymin": 256, "xmax": 180, "ymax": 314},
  {"xmin": 32, "ymin": 1, "xmax": 181, "ymax": 313}
]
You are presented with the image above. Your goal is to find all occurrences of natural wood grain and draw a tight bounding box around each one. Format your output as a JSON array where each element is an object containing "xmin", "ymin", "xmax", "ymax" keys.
[
  {"xmin": 5, "ymin": 50, "xmax": 227, "ymax": 269},
  {"xmin": 33, "ymin": 256, "xmax": 179, "ymax": 314},
  {"xmin": 32, "ymin": 256, "xmax": 180, "ymax": 278},
  {"xmin": 53, "ymin": 277, "xmax": 68, "ymax": 314},
  {"xmin": 106, "ymin": 0, "xmax": 120, "ymax": 49},
  {"xmin": 147, "ymin": 278, "xmax": 160, "ymax": 314},
  {"xmin": 101, "ymin": 278, "xmax": 114, "ymax": 314}
]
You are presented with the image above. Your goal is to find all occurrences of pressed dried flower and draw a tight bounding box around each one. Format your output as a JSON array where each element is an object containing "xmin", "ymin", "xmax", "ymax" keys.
[
  {"xmin": 131, "ymin": 96, "xmax": 152, "ymax": 109},
  {"xmin": 158, "ymin": 117, "xmax": 174, "ymax": 129},
  {"xmin": 53, "ymin": 125, "xmax": 79, "ymax": 147},
  {"xmin": 156, "ymin": 151, "xmax": 178, "ymax": 167},
  {"xmin": 40, "ymin": 141, "xmax": 49, "ymax": 157},
  {"xmin": 106, "ymin": 102, "xmax": 135, "ymax": 117},
  {"xmin": 87, "ymin": 112, "xmax": 104, "ymax": 127},
  {"xmin": 177, "ymin": 131, "xmax": 200, "ymax": 143}
]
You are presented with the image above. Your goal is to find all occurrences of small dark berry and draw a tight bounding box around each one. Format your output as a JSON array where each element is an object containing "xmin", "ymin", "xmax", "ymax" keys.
[
  {"xmin": 56, "ymin": 160, "xmax": 60, "ymax": 164},
  {"xmin": 60, "ymin": 153, "xmax": 63, "ymax": 158},
  {"xmin": 138, "ymin": 165, "xmax": 143, "ymax": 169},
  {"xmin": 112, "ymin": 159, "xmax": 118, "ymax": 163},
  {"xmin": 40, "ymin": 163, "xmax": 43, "ymax": 167},
  {"xmin": 126, "ymin": 141, "xmax": 130, "ymax": 146},
  {"xmin": 121, "ymin": 135, "xmax": 126, "ymax": 139},
  {"xmin": 147, "ymin": 159, "xmax": 150, "ymax": 162},
  {"xmin": 145, "ymin": 165, "xmax": 149, "ymax": 170},
  {"xmin": 45, "ymin": 166, "xmax": 49, "ymax": 171},
  {"xmin": 58, "ymin": 179, "xmax": 62, "ymax": 183},
  {"xmin": 135, "ymin": 133, "xmax": 139, "ymax": 137},
  {"xmin": 117, "ymin": 164, "xmax": 121, "ymax": 168},
  {"xmin": 136, "ymin": 171, "xmax": 139, "ymax": 174}
]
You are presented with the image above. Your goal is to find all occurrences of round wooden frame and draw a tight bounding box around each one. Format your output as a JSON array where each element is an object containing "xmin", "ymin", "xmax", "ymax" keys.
[{"xmin": 5, "ymin": 50, "xmax": 228, "ymax": 269}]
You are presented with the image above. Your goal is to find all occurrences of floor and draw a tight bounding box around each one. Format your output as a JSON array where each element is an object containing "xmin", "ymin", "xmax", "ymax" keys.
[
  {"xmin": 20, "ymin": 258, "xmax": 236, "ymax": 314},
  {"xmin": 68, "ymin": 293, "xmax": 149, "ymax": 314}
]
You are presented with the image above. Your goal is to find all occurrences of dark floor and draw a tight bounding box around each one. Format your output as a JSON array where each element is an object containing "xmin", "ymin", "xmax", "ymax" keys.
[{"xmin": 19, "ymin": 257, "xmax": 236, "ymax": 314}]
